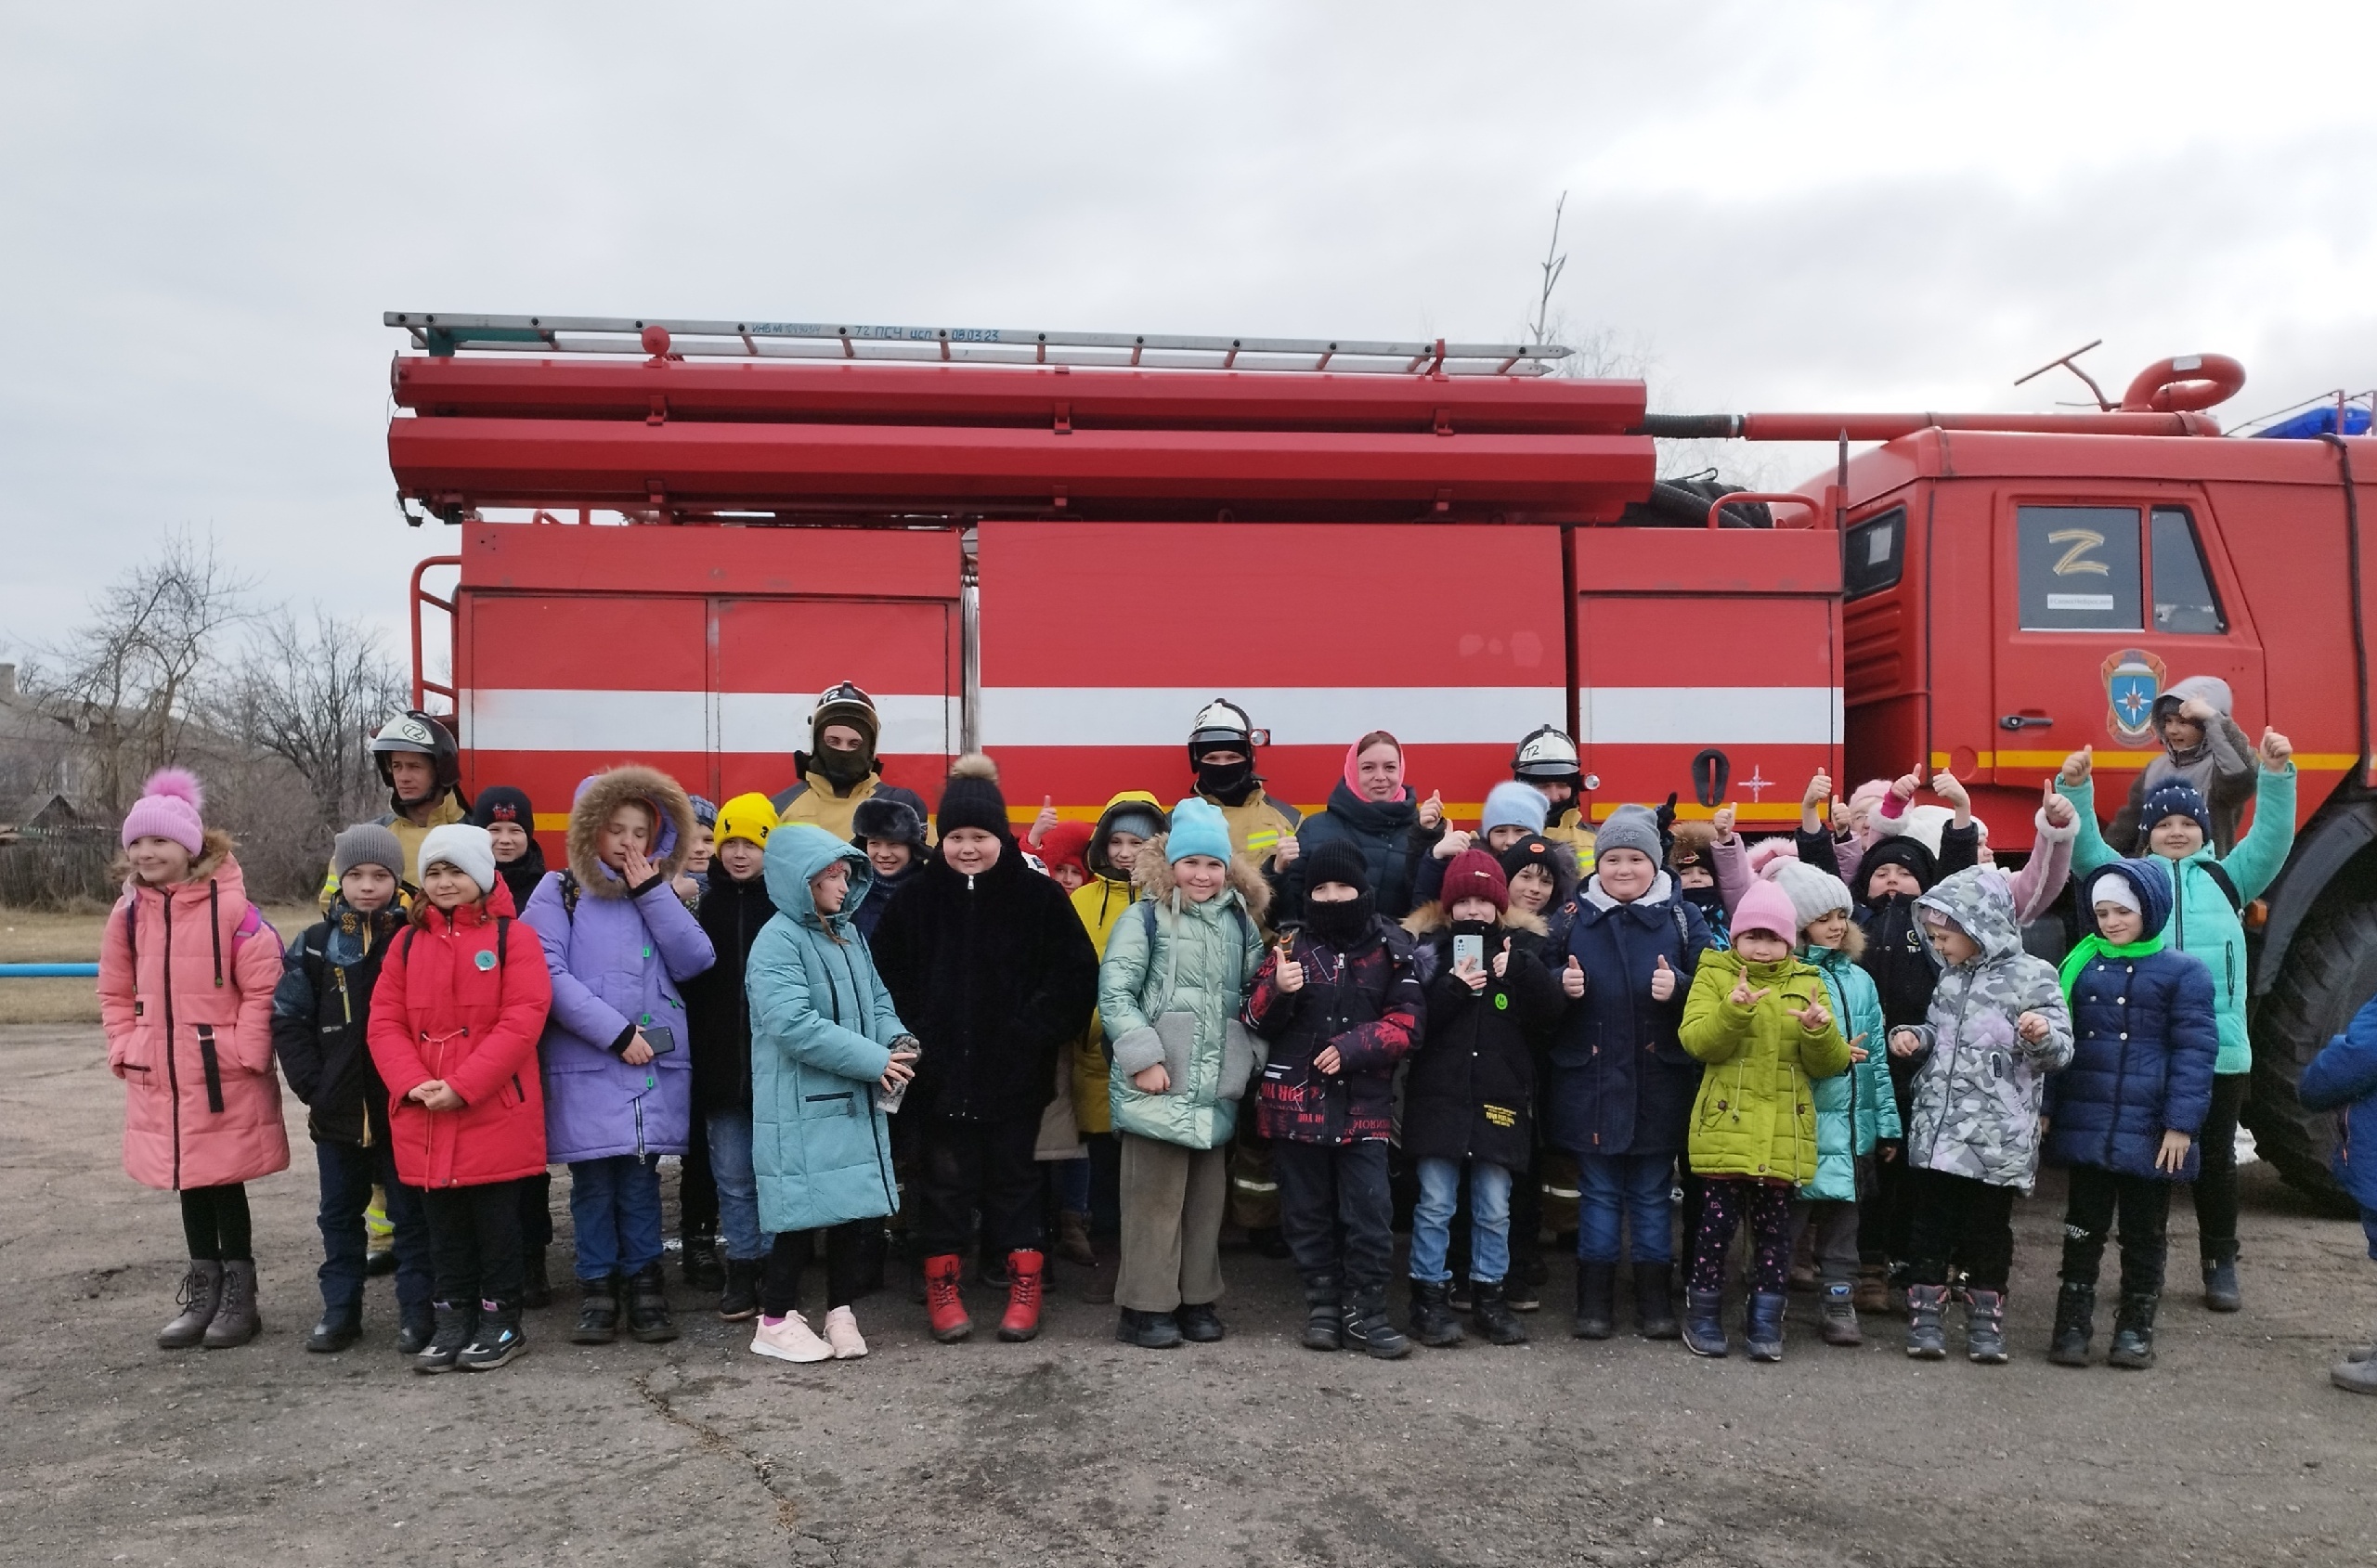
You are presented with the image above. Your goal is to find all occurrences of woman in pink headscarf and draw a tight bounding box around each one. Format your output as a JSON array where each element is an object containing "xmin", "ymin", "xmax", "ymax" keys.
[{"xmin": 1283, "ymin": 731, "xmax": 1446, "ymax": 920}]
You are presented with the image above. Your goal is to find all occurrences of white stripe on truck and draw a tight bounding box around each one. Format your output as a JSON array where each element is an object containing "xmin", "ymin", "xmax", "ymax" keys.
[{"xmin": 460, "ymin": 685, "xmax": 1838, "ymax": 752}]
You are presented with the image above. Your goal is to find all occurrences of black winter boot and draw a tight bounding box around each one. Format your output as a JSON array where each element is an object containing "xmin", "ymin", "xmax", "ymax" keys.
[
  {"xmin": 571, "ymin": 1276, "xmax": 621, "ymax": 1345},
  {"xmin": 459, "ymin": 1302, "xmax": 527, "ymax": 1370},
  {"xmin": 1682, "ymin": 1289, "xmax": 1729, "ymax": 1357},
  {"xmin": 682, "ymin": 1228, "xmax": 724, "ymax": 1291},
  {"xmin": 1409, "ymin": 1279, "xmax": 1466, "ymax": 1348},
  {"xmin": 1472, "ymin": 1280, "xmax": 1526, "ymax": 1346},
  {"xmin": 1966, "ymin": 1288, "xmax": 2008, "ymax": 1364},
  {"xmin": 1175, "ymin": 1302, "xmax": 1225, "ymax": 1342},
  {"xmin": 1115, "ymin": 1307, "xmax": 1183, "ymax": 1349},
  {"xmin": 414, "ymin": 1302, "xmax": 474, "ymax": 1374},
  {"xmin": 626, "ymin": 1263, "xmax": 678, "ymax": 1343},
  {"xmin": 1506, "ymin": 1251, "xmax": 1543, "ymax": 1312},
  {"xmin": 1904, "ymin": 1282, "xmax": 1949, "ymax": 1360},
  {"xmin": 2049, "ymin": 1280, "xmax": 2096, "ymax": 1367},
  {"xmin": 307, "ymin": 1303, "xmax": 362, "ymax": 1354},
  {"xmin": 1745, "ymin": 1291, "xmax": 1786, "ymax": 1362},
  {"xmin": 1820, "ymin": 1282, "xmax": 1863, "ymax": 1346},
  {"xmin": 2202, "ymin": 1243, "xmax": 2241, "ymax": 1313},
  {"xmin": 1570, "ymin": 1262, "xmax": 1616, "ymax": 1341},
  {"xmin": 158, "ymin": 1259, "xmax": 224, "ymax": 1350},
  {"xmin": 717, "ymin": 1257, "xmax": 761, "ymax": 1322},
  {"xmin": 2108, "ymin": 1291, "xmax": 2160, "ymax": 1369},
  {"xmin": 1301, "ymin": 1276, "xmax": 1342, "ymax": 1352},
  {"xmin": 1342, "ymin": 1288, "xmax": 1411, "ymax": 1359},
  {"xmin": 1633, "ymin": 1262, "xmax": 1680, "ymax": 1340},
  {"xmin": 396, "ymin": 1308, "xmax": 435, "ymax": 1356},
  {"xmin": 521, "ymin": 1246, "xmax": 553, "ymax": 1310}
]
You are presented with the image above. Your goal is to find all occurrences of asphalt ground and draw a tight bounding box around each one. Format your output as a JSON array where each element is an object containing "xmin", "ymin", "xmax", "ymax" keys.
[{"xmin": 3, "ymin": 1022, "xmax": 2372, "ymax": 1567}]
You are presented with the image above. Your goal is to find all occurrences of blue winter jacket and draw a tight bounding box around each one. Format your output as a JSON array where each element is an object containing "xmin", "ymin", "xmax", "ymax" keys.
[
  {"xmin": 2299, "ymin": 994, "xmax": 2377, "ymax": 1213},
  {"xmin": 745, "ymin": 824, "xmax": 908, "ymax": 1235},
  {"xmin": 1541, "ymin": 872, "xmax": 1712, "ymax": 1159},
  {"xmin": 2042, "ymin": 858, "xmax": 2219, "ymax": 1181},
  {"xmin": 1800, "ymin": 941, "xmax": 1898, "ymax": 1202}
]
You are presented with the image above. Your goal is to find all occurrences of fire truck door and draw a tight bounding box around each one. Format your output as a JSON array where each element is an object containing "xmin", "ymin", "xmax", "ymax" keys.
[
  {"xmin": 708, "ymin": 597, "xmax": 960, "ymax": 805},
  {"xmin": 1989, "ymin": 493, "xmax": 2264, "ymax": 797},
  {"xmin": 460, "ymin": 592, "xmax": 712, "ymax": 827}
]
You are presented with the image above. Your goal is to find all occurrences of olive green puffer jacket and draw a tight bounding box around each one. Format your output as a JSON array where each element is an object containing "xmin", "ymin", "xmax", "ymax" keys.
[{"xmin": 1679, "ymin": 950, "xmax": 1852, "ymax": 1184}]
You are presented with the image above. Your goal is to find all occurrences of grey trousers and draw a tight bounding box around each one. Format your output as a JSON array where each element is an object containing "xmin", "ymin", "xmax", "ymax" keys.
[{"xmin": 1117, "ymin": 1133, "xmax": 1228, "ymax": 1314}]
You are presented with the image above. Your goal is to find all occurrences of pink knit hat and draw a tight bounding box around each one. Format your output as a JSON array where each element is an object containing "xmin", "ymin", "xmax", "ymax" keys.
[
  {"xmin": 1732, "ymin": 878, "xmax": 1800, "ymax": 944},
  {"xmin": 1746, "ymin": 837, "xmax": 1800, "ymax": 877},
  {"xmin": 121, "ymin": 768, "xmax": 206, "ymax": 856}
]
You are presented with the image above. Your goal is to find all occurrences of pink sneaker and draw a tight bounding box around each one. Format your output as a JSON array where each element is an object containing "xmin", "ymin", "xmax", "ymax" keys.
[
  {"xmin": 749, "ymin": 1312, "xmax": 831, "ymax": 1364},
  {"xmin": 824, "ymin": 1305, "xmax": 868, "ymax": 1360}
]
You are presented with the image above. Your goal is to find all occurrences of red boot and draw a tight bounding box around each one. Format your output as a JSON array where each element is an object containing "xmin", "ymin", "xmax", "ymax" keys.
[
  {"xmin": 923, "ymin": 1254, "xmax": 971, "ymax": 1342},
  {"xmin": 998, "ymin": 1250, "xmax": 1045, "ymax": 1342}
]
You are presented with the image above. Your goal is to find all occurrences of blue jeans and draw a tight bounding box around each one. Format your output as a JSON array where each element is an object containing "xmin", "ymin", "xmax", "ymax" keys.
[
  {"xmin": 705, "ymin": 1109, "xmax": 767, "ymax": 1263},
  {"xmin": 1409, "ymin": 1158, "xmax": 1513, "ymax": 1286},
  {"xmin": 315, "ymin": 1139, "xmax": 431, "ymax": 1320},
  {"xmin": 1575, "ymin": 1151, "xmax": 1675, "ymax": 1264},
  {"xmin": 567, "ymin": 1154, "xmax": 665, "ymax": 1280},
  {"xmin": 1056, "ymin": 1154, "xmax": 1092, "ymax": 1214}
]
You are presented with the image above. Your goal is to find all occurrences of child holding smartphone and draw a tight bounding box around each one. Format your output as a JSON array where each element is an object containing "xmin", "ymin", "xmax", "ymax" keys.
[{"xmin": 522, "ymin": 767, "xmax": 718, "ymax": 1348}]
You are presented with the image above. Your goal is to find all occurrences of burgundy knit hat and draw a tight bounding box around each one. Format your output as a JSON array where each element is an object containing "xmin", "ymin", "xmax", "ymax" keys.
[{"xmin": 1441, "ymin": 847, "xmax": 1510, "ymax": 914}]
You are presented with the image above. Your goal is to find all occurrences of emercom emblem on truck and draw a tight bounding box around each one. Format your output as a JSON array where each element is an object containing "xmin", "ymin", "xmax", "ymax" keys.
[{"xmin": 2100, "ymin": 647, "xmax": 2169, "ymax": 746}]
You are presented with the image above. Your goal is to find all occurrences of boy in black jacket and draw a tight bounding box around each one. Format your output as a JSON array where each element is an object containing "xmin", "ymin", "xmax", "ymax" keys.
[
  {"xmin": 1401, "ymin": 849, "xmax": 1563, "ymax": 1348},
  {"xmin": 272, "ymin": 823, "xmax": 432, "ymax": 1354},
  {"xmin": 1246, "ymin": 837, "xmax": 1425, "ymax": 1359}
]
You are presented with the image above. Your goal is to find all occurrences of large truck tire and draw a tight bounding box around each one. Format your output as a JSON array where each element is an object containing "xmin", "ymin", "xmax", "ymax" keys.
[{"xmin": 2246, "ymin": 894, "xmax": 2377, "ymax": 1213}]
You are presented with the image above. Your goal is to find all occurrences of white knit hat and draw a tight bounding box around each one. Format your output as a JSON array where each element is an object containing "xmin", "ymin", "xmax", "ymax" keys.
[
  {"xmin": 418, "ymin": 823, "xmax": 498, "ymax": 898},
  {"xmin": 1769, "ymin": 859, "xmax": 1853, "ymax": 931}
]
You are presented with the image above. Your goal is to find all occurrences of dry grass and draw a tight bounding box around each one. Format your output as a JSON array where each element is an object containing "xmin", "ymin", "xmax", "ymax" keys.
[{"xmin": 0, "ymin": 902, "xmax": 317, "ymax": 1024}]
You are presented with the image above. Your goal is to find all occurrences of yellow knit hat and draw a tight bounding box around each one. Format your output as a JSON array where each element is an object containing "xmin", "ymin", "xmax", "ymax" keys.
[{"xmin": 715, "ymin": 792, "xmax": 780, "ymax": 850}]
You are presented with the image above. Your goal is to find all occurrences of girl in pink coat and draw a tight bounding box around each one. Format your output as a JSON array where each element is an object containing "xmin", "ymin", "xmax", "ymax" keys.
[{"xmin": 97, "ymin": 770, "xmax": 289, "ymax": 1350}]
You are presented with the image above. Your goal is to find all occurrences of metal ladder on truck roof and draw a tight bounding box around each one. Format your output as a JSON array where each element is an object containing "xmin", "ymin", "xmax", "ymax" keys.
[{"xmin": 385, "ymin": 312, "xmax": 1570, "ymax": 377}]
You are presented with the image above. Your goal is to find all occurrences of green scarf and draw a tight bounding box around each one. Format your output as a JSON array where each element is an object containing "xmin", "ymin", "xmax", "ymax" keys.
[{"xmin": 2059, "ymin": 930, "xmax": 2165, "ymax": 1001}]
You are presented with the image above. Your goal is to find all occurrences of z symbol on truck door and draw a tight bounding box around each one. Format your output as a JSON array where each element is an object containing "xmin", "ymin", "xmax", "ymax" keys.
[{"xmin": 2100, "ymin": 648, "xmax": 2168, "ymax": 746}]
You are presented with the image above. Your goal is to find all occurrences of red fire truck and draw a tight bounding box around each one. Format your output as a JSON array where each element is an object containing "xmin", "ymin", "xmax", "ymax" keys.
[{"xmin": 383, "ymin": 313, "xmax": 2374, "ymax": 1200}]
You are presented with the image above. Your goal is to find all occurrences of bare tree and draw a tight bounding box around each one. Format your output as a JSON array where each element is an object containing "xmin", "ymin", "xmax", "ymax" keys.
[
  {"xmin": 213, "ymin": 606, "xmax": 409, "ymax": 831},
  {"xmin": 28, "ymin": 530, "xmax": 253, "ymax": 815}
]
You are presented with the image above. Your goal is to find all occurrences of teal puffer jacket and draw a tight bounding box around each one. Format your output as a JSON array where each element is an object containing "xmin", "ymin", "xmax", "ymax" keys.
[
  {"xmin": 747, "ymin": 824, "xmax": 908, "ymax": 1235},
  {"xmin": 1801, "ymin": 940, "xmax": 1898, "ymax": 1201},
  {"xmin": 2064, "ymin": 764, "xmax": 2294, "ymax": 1075},
  {"xmin": 1100, "ymin": 847, "xmax": 1271, "ymax": 1150}
]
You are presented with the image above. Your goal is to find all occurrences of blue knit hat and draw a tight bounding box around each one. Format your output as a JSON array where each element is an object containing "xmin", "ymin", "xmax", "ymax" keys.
[
  {"xmin": 686, "ymin": 793, "xmax": 718, "ymax": 829},
  {"xmin": 1166, "ymin": 797, "xmax": 1234, "ymax": 864},
  {"xmin": 1480, "ymin": 779, "xmax": 1551, "ymax": 836},
  {"xmin": 2138, "ymin": 776, "xmax": 2212, "ymax": 845}
]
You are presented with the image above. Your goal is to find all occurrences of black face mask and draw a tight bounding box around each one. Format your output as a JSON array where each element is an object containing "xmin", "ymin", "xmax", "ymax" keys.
[
  {"xmin": 1196, "ymin": 757, "xmax": 1257, "ymax": 805},
  {"xmin": 812, "ymin": 745, "xmax": 873, "ymax": 787},
  {"xmin": 1306, "ymin": 891, "xmax": 1375, "ymax": 945},
  {"xmin": 1450, "ymin": 917, "xmax": 1495, "ymax": 940},
  {"xmin": 1679, "ymin": 882, "xmax": 1725, "ymax": 922}
]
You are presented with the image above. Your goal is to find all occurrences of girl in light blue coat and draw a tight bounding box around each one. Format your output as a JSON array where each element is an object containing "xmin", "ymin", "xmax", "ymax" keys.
[
  {"xmin": 744, "ymin": 824, "xmax": 917, "ymax": 1364},
  {"xmin": 1769, "ymin": 861, "xmax": 1895, "ymax": 1347}
]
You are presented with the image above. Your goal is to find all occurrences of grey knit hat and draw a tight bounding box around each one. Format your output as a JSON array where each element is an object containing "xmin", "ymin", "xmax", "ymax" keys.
[
  {"xmin": 1594, "ymin": 803, "xmax": 1662, "ymax": 864},
  {"xmin": 332, "ymin": 822, "xmax": 406, "ymax": 880},
  {"xmin": 1770, "ymin": 859, "xmax": 1853, "ymax": 932}
]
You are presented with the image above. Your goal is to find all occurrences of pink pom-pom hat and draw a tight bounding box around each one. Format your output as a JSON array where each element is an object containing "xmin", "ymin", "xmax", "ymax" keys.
[{"xmin": 121, "ymin": 768, "xmax": 206, "ymax": 856}]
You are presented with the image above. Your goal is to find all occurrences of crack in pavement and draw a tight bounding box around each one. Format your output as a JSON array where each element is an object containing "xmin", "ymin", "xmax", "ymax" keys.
[{"xmin": 631, "ymin": 1360, "xmax": 807, "ymax": 1537}]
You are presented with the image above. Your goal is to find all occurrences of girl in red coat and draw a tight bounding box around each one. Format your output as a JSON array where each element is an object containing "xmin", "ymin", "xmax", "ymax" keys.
[
  {"xmin": 99, "ymin": 770, "xmax": 289, "ymax": 1351},
  {"xmin": 368, "ymin": 823, "xmax": 553, "ymax": 1373}
]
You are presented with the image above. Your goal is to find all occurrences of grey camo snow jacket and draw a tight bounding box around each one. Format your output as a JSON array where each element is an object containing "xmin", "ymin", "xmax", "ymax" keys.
[{"xmin": 1897, "ymin": 867, "xmax": 2073, "ymax": 1193}]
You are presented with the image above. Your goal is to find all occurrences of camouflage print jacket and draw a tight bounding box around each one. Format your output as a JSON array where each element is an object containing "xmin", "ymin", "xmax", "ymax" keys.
[{"xmin": 1898, "ymin": 868, "xmax": 2073, "ymax": 1193}]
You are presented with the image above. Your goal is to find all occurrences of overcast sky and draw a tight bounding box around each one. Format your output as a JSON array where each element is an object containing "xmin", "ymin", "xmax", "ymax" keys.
[{"xmin": 4, "ymin": 3, "xmax": 2371, "ymax": 667}]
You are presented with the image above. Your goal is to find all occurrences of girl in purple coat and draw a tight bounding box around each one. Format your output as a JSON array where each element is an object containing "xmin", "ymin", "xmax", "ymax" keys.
[{"xmin": 522, "ymin": 766, "xmax": 717, "ymax": 1347}]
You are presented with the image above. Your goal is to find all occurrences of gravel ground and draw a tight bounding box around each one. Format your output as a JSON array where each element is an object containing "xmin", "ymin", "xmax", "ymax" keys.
[{"xmin": 2, "ymin": 1021, "xmax": 2372, "ymax": 1567}]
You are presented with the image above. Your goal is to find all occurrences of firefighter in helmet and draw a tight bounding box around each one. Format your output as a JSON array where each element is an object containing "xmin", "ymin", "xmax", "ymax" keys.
[
  {"xmin": 769, "ymin": 680, "xmax": 930, "ymax": 844},
  {"xmin": 317, "ymin": 709, "xmax": 473, "ymax": 907},
  {"xmin": 1187, "ymin": 699, "xmax": 1299, "ymax": 1251},
  {"xmin": 1187, "ymin": 698, "xmax": 1303, "ymax": 873},
  {"xmin": 1513, "ymin": 724, "xmax": 1595, "ymax": 873}
]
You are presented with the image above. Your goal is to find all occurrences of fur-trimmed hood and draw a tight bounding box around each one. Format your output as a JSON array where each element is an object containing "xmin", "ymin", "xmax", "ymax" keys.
[
  {"xmin": 1131, "ymin": 835, "xmax": 1274, "ymax": 926},
  {"xmin": 566, "ymin": 765, "xmax": 696, "ymax": 899},
  {"xmin": 1401, "ymin": 900, "xmax": 1548, "ymax": 940}
]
